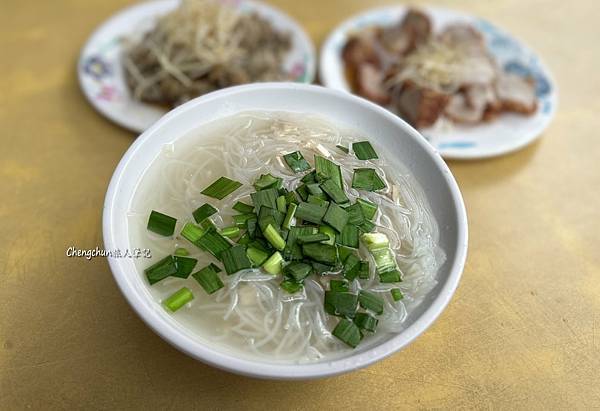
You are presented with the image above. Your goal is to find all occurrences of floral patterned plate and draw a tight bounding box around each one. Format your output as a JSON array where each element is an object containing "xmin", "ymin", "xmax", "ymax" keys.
[
  {"xmin": 320, "ymin": 6, "xmax": 557, "ymax": 159},
  {"xmin": 78, "ymin": 0, "xmax": 316, "ymax": 133}
]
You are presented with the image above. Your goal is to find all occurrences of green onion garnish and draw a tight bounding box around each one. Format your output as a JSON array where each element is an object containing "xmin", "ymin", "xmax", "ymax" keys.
[
  {"xmin": 359, "ymin": 220, "xmax": 376, "ymax": 233},
  {"xmin": 339, "ymin": 224, "xmax": 359, "ymax": 248},
  {"xmin": 356, "ymin": 198, "xmax": 378, "ymax": 220},
  {"xmin": 163, "ymin": 287, "xmax": 194, "ymax": 312},
  {"xmin": 192, "ymin": 264, "xmax": 224, "ymax": 294},
  {"xmin": 345, "ymin": 203, "xmax": 365, "ymax": 226},
  {"xmin": 358, "ymin": 290, "xmax": 384, "ymax": 315},
  {"xmin": 337, "ymin": 246, "xmax": 354, "ymax": 263},
  {"xmin": 353, "ymin": 312, "xmax": 378, "ymax": 332},
  {"xmin": 296, "ymin": 184, "xmax": 309, "ymax": 201},
  {"xmin": 147, "ymin": 210, "xmax": 177, "ymax": 236},
  {"xmin": 232, "ymin": 201, "xmax": 254, "ymax": 214},
  {"xmin": 280, "ymin": 280, "xmax": 303, "ymax": 294},
  {"xmin": 174, "ymin": 247, "xmax": 189, "ymax": 256},
  {"xmin": 391, "ymin": 288, "xmax": 404, "ymax": 301},
  {"xmin": 358, "ymin": 261, "xmax": 370, "ymax": 279},
  {"xmin": 220, "ymin": 244, "xmax": 252, "ymax": 274},
  {"xmin": 312, "ymin": 262, "xmax": 334, "ymax": 274},
  {"xmin": 361, "ymin": 232, "xmax": 389, "ymax": 250},
  {"xmin": 209, "ymin": 263, "xmax": 222, "ymax": 273},
  {"xmin": 251, "ymin": 187, "xmax": 279, "ymax": 211},
  {"xmin": 330, "ymin": 279, "xmax": 349, "ymax": 292},
  {"xmin": 263, "ymin": 224, "xmax": 286, "ymax": 251},
  {"xmin": 181, "ymin": 223, "xmax": 207, "ymax": 245},
  {"xmin": 171, "ymin": 256, "xmax": 198, "ymax": 279},
  {"xmin": 352, "ymin": 141, "xmax": 379, "ymax": 160},
  {"xmin": 302, "ymin": 243, "xmax": 338, "ymax": 265},
  {"xmin": 201, "ymin": 177, "xmax": 242, "ymax": 200},
  {"xmin": 220, "ymin": 226, "xmax": 240, "ymax": 238},
  {"xmin": 306, "ymin": 183, "xmax": 324, "ymax": 196},
  {"xmin": 320, "ymin": 178, "xmax": 349, "ymax": 204},
  {"xmin": 297, "ymin": 233, "xmax": 330, "ymax": 244},
  {"xmin": 332, "ymin": 318, "xmax": 362, "ymax": 348},
  {"xmin": 351, "ymin": 168, "xmax": 386, "ymax": 191},
  {"xmin": 276, "ymin": 195, "xmax": 287, "ymax": 213},
  {"xmin": 237, "ymin": 232, "xmax": 251, "ymax": 245},
  {"xmin": 324, "ymin": 291, "xmax": 358, "ymax": 318},
  {"xmin": 247, "ymin": 246, "xmax": 269, "ymax": 266},
  {"xmin": 195, "ymin": 229, "xmax": 232, "ymax": 260},
  {"xmin": 282, "ymin": 203, "xmax": 297, "ymax": 230},
  {"xmin": 246, "ymin": 217, "xmax": 257, "ymax": 238},
  {"xmin": 307, "ymin": 194, "xmax": 329, "ymax": 207},
  {"xmin": 285, "ymin": 190, "xmax": 298, "ymax": 205},
  {"xmin": 343, "ymin": 253, "xmax": 361, "ymax": 281},
  {"xmin": 284, "ymin": 226, "xmax": 317, "ymax": 260},
  {"xmin": 145, "ymin": 255, "xmax": 177, "ymax": 285},
  {"xmin": 336, "ymin": 144, "xmax": 349, "ymax": 154},
  {"xmin": 233, "ymin": 213, "xmax": 255, "ymax": 227},
  {"xmin": 262, "ymin": 251, "xmax": 283, "ymax": 275},
  {"xmin": 192, "ymin": 204, "xmax": 217, "ymax": 224},
  {"xmin": 258, "ymin": 206, "xmax": 284, "ymax": 231},
  {"xmin": 295, "ymin": 201, "xmax": 328, "ymax": 224},
  {"xmin": 283, "ymin": 151, "xmax": 311, "ymax": 173},
  {"xmin": 379, "ymin": 269, "xmax": 402, "ymax": 283},
  {"xmin": 301, "ymin": 170, "xmax": 317, "ymax": 183},
  {"xmin": 323, "ymin": 203, "xmax": 349, "ymax": 233},
  {"xmin": 283, "ymin": 262, "xmax": 312, "ymax": 282},
  {"xmin": 318, "ymin": 225, "xmax": 336, "ymax": 245},
  {"xmin": 254, "ymin": 174, "xmax": 283, "ymax": 191},
  {"xmin": 315, "ymin": 155, "xmax": 343, "ymax": 189}
]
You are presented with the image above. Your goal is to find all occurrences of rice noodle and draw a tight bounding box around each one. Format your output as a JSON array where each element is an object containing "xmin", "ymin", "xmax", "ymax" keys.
[{"xmin": 129, "ymin": 111, "xmax": 445, "ymax": 363}]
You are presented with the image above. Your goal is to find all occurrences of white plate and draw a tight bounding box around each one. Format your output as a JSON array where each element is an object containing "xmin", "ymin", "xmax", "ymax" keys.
[
  {"xmin": 320, "ymin": 5, "xmax": 558, "ymax": 159},
  {"xmin": 78, "ymin": 0, "xmax": 316, "ymax": 133}
]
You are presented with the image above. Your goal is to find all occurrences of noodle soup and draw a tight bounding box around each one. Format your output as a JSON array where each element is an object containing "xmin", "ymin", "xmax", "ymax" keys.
[{"xmin": 129, "ymin": 111, "xmax": 445, "ymax": 363}]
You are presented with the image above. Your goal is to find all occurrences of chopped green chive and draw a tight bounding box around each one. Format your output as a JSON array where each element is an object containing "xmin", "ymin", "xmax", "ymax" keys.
[
  {"xmin": 351, "ymin": 168, "xmax": 386, "ymax": 191},
  {"xmin": 318, "ymin": 225, "xmax": 336, "ymax": 245},
  {"xmin": 221, "ymin": 245, "xmax": 252, "ymax": 274},
  {"xmin": 301, "ymin": 170, "xmax": 317, "ymax": 183},
  {"xmin": 296, "ymin": 184, "xmax": 309, "ymax": 201},
  {"xmin": 145, "ymin": 255, "xmax": 177, "ymax": 285},
  {"xmin": 258, "ymin": 206, "xmax": 284, "ymax": 231},
  {"xmin": 295, "ymin": 201, "xmax": 328, "ymax": 224},
  {"xmin": 232, "ymin": 201, "xmax": 254, "ymax": 214},
  {"xmin": 307, "ymin": 194, "xmax": 329, "ymax": 207},
  {"xmin": 233, "ymin": 213, "xmax": 255, "ymax": 227},
  {"xmin": 315, "ymin": 155, "xmax": 343, "ymax": 189},
  {"xmin": 312, "ymin": 262, "xmax": 334, "ymax": 274},
  {"xmin": 343, "ymin": 253, "xmax": 361, "ymax": 281},
  {"xmin": 330, "ymin": 279, "xmax": 349, "ymax": 292},
  {"xmin": 246, "ymin": 246, "xmax": 269, "ymax": 266},
  {"xmin": 336, "ymin": 144, "xmax": 349, "ymax": 154},
  {"xmin": 263, "ymin": 224, "xmax": 286, "ymax": 251},
  {"xmin": 276, "ymin": 195, "xmax": 287, "ymax": 213},
  {"xmin": 283, "ymin": 262, "xmax": 312, "ymax": 282},
  {"xmin": 262, "ymin": 251, "xmax": 283, "ymax": 275},
  {"xmin": 362, "ymin": 232, "xmax": 390, "ymax": 250},
  {"xmin": 353, "ymin": 312, "xmax": 378, "ymax": 332},
  {"xmin": 339, "ymin": 224, "xmax": 359, "ymax": 248},
  {"xmin": 201, "ymin": 177, "xmax": 242, "ymax": 199},
  {"xmin": 285, "ymin": 190, "xmax": 298, "ymax": 205},
  {"xmin": 254, "ymin": 174, "xmax": 283, "ymax": 191},
  {"xmin": 306, "ymin": 183, "xmax": 324, "ymax": 196},
  {"xmin": 172, "ymin": 256, "xmax": 198, "ymax": 279},
  {"xmin": 251, "ymin": 188, "xmax": 279, "ymax": 211},
  {"xmin": 246, "ymin": 217, "xmax": 257, "ymax": 238},
  {"xmin": 283, "ymin": 151, "xmax": 311, "ymax": 173},
  {"xmin": 391, "ymin": 288, "xmax": 404, "ymax": 301},
  {"xmin": 352, "ymin": 141, "xmax": 379, "ymax": 160},
  {"xmin": 237, "ymin": 232, "xmax": 251, "ymax": 245},
  {"xmin": 192, "ymin": 264, "xmax": 224, "ymax": 294},
  {"xmin": 320, "ymin": 178, "xmax": 349, "ymax": 204},
  {"xmin": 357, "ymin": 198, "xmax": 378, "ymax": 220},
  {"xmin": 282, "ymin": 203, "xmax": 297, "ymax": 230},
  {"xmin": 220, "ymin": 226, "xmax": 240, "ymax": 239},
  {"xmin": 346, "ymin": 203, "xmax": 365, "ymax": 226},
  {"xmin": 192, "ymin": 204, "xmax": 217, "ymax": 224},
  {"xmin": 325, "ymin": 291, "xmax": 358, "ymax": 318},
  {"xmin": 195, "ymin": 229, "xmax": 232, "ymax": 259},
  {"xmin": 147, "ymin": 210, "xmax": 177, "ymax": 236},
  {"xmin": 174, "ymin": 247, "xmax": 189, "ymax": 256},
  {"xmin": 163, "ymin": 287, "xmax": 194, "ymax": 312},
  {"xmin": 209, "ymin": 263, "xmax": 222, "ymax": 273},
  {"xmin": 302, "ymin": 243, "xmax": 338, "ymax": 265},
  {"xmin": 284, "ymin": 226, "xmax": 317, "ymax": 260},
  {"xmin": 358, "ymin": 261, "xmax": 370, "ymax": 279},
  {"xmin": 323, "ymin": 203, "xmax": 349, "ymax": 233},
  {"xmin": 297, "ymin": 233, "xmax": 330, "ymax": 244},
  {"xmin": 332, "ymin": 318, "xmax": 362, "ymax": 348},
  {"xmin": 358, "ymin": 291, "xmax": 384, "ymax": 315},
  {"xmin": 181, "ymin": 223, "xmax": 207, "ymax": 245},
  {"xmin": 280, "ymin": 280, "xmax": 303, "ymax": 294},
  {"xmin": 337, "ymin": 246, "xmax": 354, "ymax": 263},
  {"xmin": 359, "ymin": 220, "xmax": 376, "ymax": 233},
  {"xmin": 379, "ymin": 269, "xmax": 402, "ymax": 283}
]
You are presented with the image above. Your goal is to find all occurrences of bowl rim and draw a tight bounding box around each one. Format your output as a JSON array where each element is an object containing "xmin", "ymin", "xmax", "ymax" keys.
[{"xmin": 103, "ymin": 82, "xmax": 468, "ymax": 379}]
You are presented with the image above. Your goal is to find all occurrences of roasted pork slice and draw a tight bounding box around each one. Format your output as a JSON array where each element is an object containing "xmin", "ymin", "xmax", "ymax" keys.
[
  {"xmin": 495, "ymin": 72, "xmax": 537, "ymax": 115},
  {"xmin": 391, "ymin": 80, "xmax": 450, "ymax": 128},
  {"xmin": 438, "ymin": 24, "xmax": 485, "ymax": 52},
  {"xmin": 379, "ymin": 9, "xmax": 432, "ymax": 56},
  {"xmin": 343, "ymin": 32, "xmax": 382, "ymax": 93},
  {"xmin": 356, "ymin": 63, "xmax": 391, "ymax": 105},
  {"xmin": 445, "ymin": 93, "xmax": 485, "ymax": 123}
]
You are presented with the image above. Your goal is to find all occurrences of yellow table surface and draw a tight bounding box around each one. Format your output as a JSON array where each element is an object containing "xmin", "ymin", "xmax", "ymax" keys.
[{"xmin": 1, "ymin": 0, "xmax": 599, "ymax": 409}]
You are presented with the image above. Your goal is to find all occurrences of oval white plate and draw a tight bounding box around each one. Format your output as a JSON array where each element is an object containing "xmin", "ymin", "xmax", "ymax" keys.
[
  {"xmin": 78, "ymin": 0, "xmax": 316, "ymax": 133},
  {"xmin": 321, "ymin": 5, "xmax": 557, "ymax": 159}
]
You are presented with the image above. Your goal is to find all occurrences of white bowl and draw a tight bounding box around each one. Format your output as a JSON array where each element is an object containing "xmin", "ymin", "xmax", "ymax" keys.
[{"xmin": 103, "ymin": 83, "xmax": 468, "ymax": 379}]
